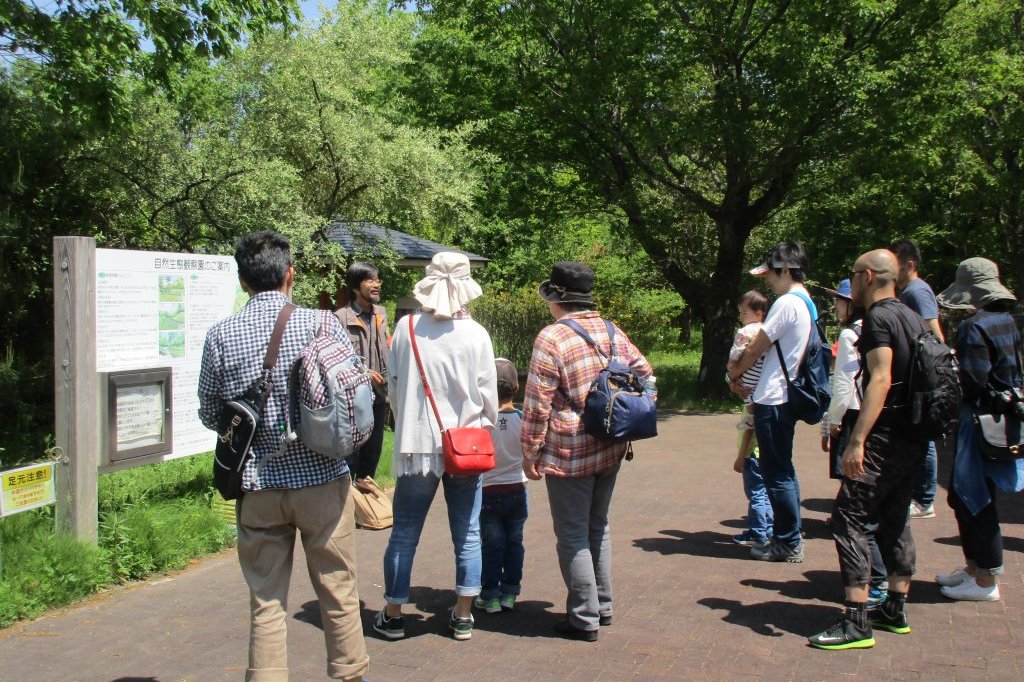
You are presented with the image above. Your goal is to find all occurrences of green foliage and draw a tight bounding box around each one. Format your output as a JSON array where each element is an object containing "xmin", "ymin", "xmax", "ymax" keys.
[
  {"xmin": 647, "ymin": 338, "xmax": 737, "ymax": 414},
  {"xmin": 470, "ymin": 286, "xmax": 551, "ymax": 371},
  {"xmin": 0, "ymin": 455, "xmax": 232, "ymax": 627},
  {"xmin": 414, "ymin": 0, "xmax": 958, "ymax": 397},
  {"xmin": 0, "ymin": 510, "xmax": 112, "ymax": 627},
  {"xmin": 0, "ymin": 0, "xmax": 299, "ymax": 127}
]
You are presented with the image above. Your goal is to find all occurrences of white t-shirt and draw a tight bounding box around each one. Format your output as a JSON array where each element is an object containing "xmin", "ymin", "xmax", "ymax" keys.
[
  {"xmin": 483, "ymin": 408, "xmax": 528, "ymax": 486},
  {"xmin": 752, "ymin": 289, "xmax": 814, "ymax": 406}
]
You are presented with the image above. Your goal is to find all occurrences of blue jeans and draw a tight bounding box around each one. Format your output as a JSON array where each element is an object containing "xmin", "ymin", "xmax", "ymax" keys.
[
  {"xmin": 743, "ymin": 456, "xmax": 774, "ymax": 543},
  {"xmin": 383, "ymin": 472, "xmax": 482, "ymax": 604},
  {"xmin": 912, "ymin": 441, "xmax": 938, "ymax": 508},
  {"xmin": 480, "ymin": 487, "xmax": 528, "ymax": 600},
  {"xmin": 753, "ymin": 402, "xmax": 802, "ymax": 547}
]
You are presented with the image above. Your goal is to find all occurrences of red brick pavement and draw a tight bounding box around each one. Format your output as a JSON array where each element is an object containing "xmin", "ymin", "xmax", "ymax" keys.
[{"xmin": 1, "ymin": 412, "xmax": 1021, "ymax": 681}]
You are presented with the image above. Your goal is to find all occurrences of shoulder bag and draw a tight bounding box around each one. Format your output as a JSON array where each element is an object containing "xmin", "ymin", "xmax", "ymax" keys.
[
  {"xmin": 407, "ymin": 314, "xmax": 495, "ymax": 476},
  {"xmin": 973, "ymin": 343, "xmax": 1024, "ymax": 461},
  {"xmin": 213, "ymin": 303, "xmax": 295, "ymax": 500},
  {"xmin": 351, "ymin": 476, "xmax": 393, "ymax": 530}
]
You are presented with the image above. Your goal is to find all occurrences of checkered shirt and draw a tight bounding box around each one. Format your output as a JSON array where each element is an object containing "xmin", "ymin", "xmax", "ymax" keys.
[
  {"xmin": 521, "ymin": 311, "xmax": 652, "ymax": 477},
  {"xmin": 198, "ymin": 291, "xmax": 350, "ymax": 491}
]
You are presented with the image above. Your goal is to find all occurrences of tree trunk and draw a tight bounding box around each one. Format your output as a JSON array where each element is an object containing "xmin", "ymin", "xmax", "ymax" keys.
[{"xmin": 696, "ymin": 301, "xmax": 738, "ymax": 400}]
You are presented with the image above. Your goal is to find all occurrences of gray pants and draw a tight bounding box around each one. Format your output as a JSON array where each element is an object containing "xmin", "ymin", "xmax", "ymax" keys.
[{"xmin": 545, "ymin": 462, "xmax": 620, "ymax": 631}]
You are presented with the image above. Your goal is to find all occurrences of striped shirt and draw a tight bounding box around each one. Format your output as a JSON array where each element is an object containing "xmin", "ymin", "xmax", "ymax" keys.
[
  {"xmin": 521, "ymin": 311, "xmax": 652, "ymax": 477},
  {"xmin": 198, "ymin": 291, "xmax": 350, "ymax": 491},
  {"xmin": 954, "ymin": 310, "xmax": 1022, "ymax": 402}
]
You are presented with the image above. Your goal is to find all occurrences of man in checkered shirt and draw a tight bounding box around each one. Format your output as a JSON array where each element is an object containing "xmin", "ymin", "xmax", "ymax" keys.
[
  {"xmin": 198, "ymin": 231, "xmax": 369, "ymax": 682},
  {"xmin": 521, "ymin": 261, "xmax": 652, "ymax": 642}
]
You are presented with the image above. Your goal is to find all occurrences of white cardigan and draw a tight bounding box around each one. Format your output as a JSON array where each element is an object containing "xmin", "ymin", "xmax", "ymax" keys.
[{"xmin": 388, "ymin": 312, "xmax": 498, "ymax": 476}]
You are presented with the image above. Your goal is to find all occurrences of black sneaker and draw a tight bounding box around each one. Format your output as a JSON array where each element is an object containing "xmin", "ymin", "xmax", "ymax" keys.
[
  {"xmin": 449, "ymin": 609, "xmax": 474, "ymax": 641},
  {"xmin": 871, "ymin": 605, "xmax": 911, "ymax": 634},
  {"xmin": 599, "ymin": 613, "xmax": 612, "ymax": 627},
  {"xmin": 554, "ymin": 619, "xmax": 599, "ymax": 642},
  {"xmin": 751, "ymin": 539, "xmax": 804, "ymax": 563},
  {"xmin": 808, "ymin": 616, "xmax": 875, "ymax": 650},
  {"xmin": 372, "ymin": 609, "xmax": 405, "ymax": 640}
]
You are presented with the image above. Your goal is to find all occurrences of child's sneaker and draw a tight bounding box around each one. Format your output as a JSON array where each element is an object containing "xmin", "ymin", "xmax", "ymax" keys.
[
  {"xmin": 449, "ymin": 609, "xmax": 475, "ymax": 640},
  {"xmin": 372, "ymin": 609, "xmax": 405, "ymax": 640},
  {"xmin": 473, "ymin": 596, "xmax": 501, "ymax": 614},
  {"xmin": 866, "ymin": 586, "xmax": 888, "ymax": 610},
  {"xmin": 499, "ymin": 594, "xmax": 517, "ymax": 612},
  {"xmin": 733, "ymin": 531, "xmax": 765, "ymax": 546}
]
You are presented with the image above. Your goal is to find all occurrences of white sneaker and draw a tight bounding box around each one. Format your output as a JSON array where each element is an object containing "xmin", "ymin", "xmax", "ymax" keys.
[
  {"xmin": 935, "ymin": 567, "xmax": 970, "ymax": 587},
  {"xmin": 940, "ymin": 576, "xmax": 1000, "ymax": 601},
  {"xmin": 909, "ymin": 501, "xmax": 935, "ymax": 519}
]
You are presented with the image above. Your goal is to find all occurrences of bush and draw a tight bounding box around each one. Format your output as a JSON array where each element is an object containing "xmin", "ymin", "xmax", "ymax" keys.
[
  {"xmin": 597, "ymin": 288, "xmax": 686, "ymax": 354},
  {"xmin": 470, "ymin": 286, "xmax": 551, "ymax": 371}
]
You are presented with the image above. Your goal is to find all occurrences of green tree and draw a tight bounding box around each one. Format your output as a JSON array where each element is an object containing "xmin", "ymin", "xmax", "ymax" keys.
[
  {"xmin": 0, "ymin": 0, "xmax": 298, "ymax": 126},
  {"xmin": 415, "ymin": 0, "xmax": 957, "ymax": 396}
]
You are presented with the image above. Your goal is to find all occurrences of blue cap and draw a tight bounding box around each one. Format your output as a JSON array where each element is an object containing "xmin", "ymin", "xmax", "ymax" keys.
[{"xmin": 836, "ymin": 279, "xmax": 852, "ymax": 299}]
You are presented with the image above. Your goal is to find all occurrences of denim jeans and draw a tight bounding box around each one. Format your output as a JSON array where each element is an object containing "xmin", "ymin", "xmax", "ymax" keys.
[
  {"xmin": 753, "ymin": 401, "xmax": 802, "ymax": 547},
  {"xmin": 480, "ymin": 488, "xmax": 529, "ymax": 600},
  {"xmin": 742, "ymin": 456, "xmax": 773, "ymax": 543},
  {"xmin": 911, "ymin": 440, "xmax": 938, "ymax": 508},
  {"xmin": 383, "ymin": 471, "xmax": 482, "ymax": 604}
]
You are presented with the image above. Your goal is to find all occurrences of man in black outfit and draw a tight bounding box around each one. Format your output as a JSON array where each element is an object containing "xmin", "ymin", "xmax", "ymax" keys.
[{"xmin": 809, "ymin": 249, "xmax": 930, "ymax": 650}]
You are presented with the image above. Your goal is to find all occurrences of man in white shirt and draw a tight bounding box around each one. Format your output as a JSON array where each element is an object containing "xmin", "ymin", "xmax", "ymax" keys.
[{"xmin": 729, "ymin": 242, "xmax": 817, "ymax": 563}]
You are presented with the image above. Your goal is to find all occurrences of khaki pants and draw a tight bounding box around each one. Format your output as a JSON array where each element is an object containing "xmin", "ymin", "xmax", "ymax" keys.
[{"xmin": 237, "ymin": 477, "xmax": 368, "ymax": 682}]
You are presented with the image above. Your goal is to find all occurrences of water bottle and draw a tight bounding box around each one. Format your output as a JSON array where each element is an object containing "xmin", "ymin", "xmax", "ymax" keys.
[{"xmin": 644, "ymin": 375, "xmax": 658, "ymax": 400}]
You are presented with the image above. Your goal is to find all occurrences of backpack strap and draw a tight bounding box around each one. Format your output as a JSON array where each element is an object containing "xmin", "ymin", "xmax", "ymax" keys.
[
  {"xmin": 773, "ymin": 292, "xmax": 818, "ymax": 391},
  {"xmin": 556, "ymin": 318, "xmax": 616, "ymax": 413},
  {"xmin": 558, "ymin": 318, "xmax": 614, "ymax": 361},
  {"xmin": 264, "ymin": 303, "xmax": 296, "ymax": 371}
]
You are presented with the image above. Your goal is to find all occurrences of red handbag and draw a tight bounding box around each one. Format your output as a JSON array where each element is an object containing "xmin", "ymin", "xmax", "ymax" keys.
[{"xmin": 408, "ymin": 315, "xmax": 495, "ymax": 476}]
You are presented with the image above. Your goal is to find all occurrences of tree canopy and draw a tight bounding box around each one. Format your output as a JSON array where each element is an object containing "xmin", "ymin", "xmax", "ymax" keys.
[
  {"xmin": 412, "ymin": 0, "xmax": 959, "ymax": 395},
  {"xmin": 0, "ymin": 0, "xmax": 298, "ymax": 125}
]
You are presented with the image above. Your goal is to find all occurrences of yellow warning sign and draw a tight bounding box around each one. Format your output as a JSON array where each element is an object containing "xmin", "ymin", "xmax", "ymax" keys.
[{"xmin": 1, "ymin": 463, "xmax": 56, "ymax": 517}]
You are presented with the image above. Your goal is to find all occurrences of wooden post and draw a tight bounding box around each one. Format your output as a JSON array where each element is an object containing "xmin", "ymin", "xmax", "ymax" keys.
[{"xmin": 53, "ymin": 237, "xmax": 99, "ymax": 543}]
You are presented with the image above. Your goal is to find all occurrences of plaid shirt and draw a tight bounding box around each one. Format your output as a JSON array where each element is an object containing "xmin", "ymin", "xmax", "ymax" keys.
[
  {"xmin": 954, "ymin": 310, "xmax": 1022, "ymax": 402},
  {"xmin": 198, "ymin": 291, "xmax": 350, "ymax": 491},
  {"xmin": 521, "ymin": 311, "xmax": 652, "ymax": 477}
]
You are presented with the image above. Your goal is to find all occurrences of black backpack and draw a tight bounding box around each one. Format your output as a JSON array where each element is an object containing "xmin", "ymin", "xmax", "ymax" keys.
[{"xmin": 890, "ymin": 304, "xmax": 962, "ymax": 442}]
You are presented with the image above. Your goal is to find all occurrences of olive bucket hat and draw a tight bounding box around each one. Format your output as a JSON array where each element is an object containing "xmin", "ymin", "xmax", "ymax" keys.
[{"xmin": 936, "ymin": 257, "xmax": 1016, "ymax": 310}]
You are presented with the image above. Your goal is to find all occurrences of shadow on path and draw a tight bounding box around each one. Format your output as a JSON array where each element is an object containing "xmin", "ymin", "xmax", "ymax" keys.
[
  {"xmin": 633, "ymin": 529, "xmax": 754, "ymax": 560},
  {"xmin": 801, "ymin": 497, "xmax": 835, "ymax": 514},
  {"xmin": 697, "ymin": 597, "xmax": 838, "ymax": 638}
]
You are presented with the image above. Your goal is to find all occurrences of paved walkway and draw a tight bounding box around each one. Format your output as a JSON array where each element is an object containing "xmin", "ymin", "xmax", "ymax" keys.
[{"xmin": 1, "ymin": 412, "xmax": 1022, "ymax": 681}]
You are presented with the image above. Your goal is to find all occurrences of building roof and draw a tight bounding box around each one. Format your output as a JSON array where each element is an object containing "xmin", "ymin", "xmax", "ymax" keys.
[{"xmin": 325, "ymin": 221, "xmax": 489, "ymax": 269}]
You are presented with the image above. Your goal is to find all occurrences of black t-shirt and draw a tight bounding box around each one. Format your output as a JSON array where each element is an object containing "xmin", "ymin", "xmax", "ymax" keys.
[{"xmin": 858, "ymin": 297, "xmax": 926, "ymax": 408}]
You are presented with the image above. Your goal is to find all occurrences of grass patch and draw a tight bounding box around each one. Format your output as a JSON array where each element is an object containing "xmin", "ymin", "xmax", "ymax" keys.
[
  {"xmin": 0, "ymin": 454, "xmax": 234, "ymax": 628},
  {"xmin": 647, "ymin": 342, "xmax": 740, "ymax": 414}
]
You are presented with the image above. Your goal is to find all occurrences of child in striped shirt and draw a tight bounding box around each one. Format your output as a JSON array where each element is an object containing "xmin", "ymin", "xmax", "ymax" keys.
[{"xmin": 726, "ymin": 290, "xmax": 773, "ymax": 547}]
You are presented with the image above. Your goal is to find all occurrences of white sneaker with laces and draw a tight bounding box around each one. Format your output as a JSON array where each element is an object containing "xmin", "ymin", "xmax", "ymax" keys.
[
  {"xmin": 935, "ymin": 566, "xmax": 970, "ymax": 587},
  {"xmin": 940, "ymin": 576, "xmax": 1000, "ymax": 601},
  {"xmin": 909, "ymin": 501, "xmax": 935, "ymax": 519}
]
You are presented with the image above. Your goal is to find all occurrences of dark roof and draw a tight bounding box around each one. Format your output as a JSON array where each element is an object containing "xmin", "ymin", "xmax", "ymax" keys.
[{"xmin": 325, "ymin": 221, "xmax": 489, "ymax": 269}]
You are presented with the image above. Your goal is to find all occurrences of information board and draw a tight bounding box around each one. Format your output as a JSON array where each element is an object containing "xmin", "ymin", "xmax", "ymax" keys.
[
  {"xmin": 95, "ymin": 249, "xmax": 246, "ymax": 458},
  {"xmin": 1, "ymin": 463, "xmax": 56, "ymax": 517}
]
